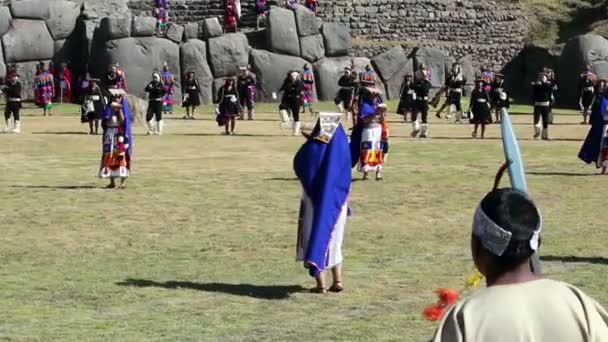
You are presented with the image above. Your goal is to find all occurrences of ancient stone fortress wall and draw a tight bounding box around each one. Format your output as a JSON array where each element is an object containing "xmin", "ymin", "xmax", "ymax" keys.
[{"xmin": 316, "ymin": 0, "xmax": 529, "ymax": 69}]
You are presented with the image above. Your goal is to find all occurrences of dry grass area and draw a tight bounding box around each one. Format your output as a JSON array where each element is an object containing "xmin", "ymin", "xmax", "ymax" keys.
[{"xmin": 1, "ymin": 102, "xmax": 607, "ymax": 341}]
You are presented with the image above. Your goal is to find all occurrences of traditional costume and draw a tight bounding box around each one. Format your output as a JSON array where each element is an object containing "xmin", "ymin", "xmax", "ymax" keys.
[
  {"xmin": 145, "ymin": 74, "xmax": 166, "ymax": 135},
  {"xmin": 56, "ymin": 63, "xmax": 72, "ymax": 103},
  {"xmin": 411, "ymin": 75, "xmax": 432, "ymax": 138},
  {"xmin": 294, "ymin": 113, "xmax": 351, "ymax": 292},
  {"xmin": 36, "ymin": 68, "xmax": 54, "ymax": 114},
  {"xmin": 237, "ymin": 66, "xmax": 257, "ymax": 120},
  {"xmin": 224, "ymin": 3, "xmax": 238, "ymax": 33},
  {"xmin": 106, "ymin": 67, "xmax": 127, "ymax": 91},
  {"xmin": 490, "ymin": 73, "xmax": 510, "ymax": 123},
  {"xmin": 154, "ymin": 0, "xmax": 168, "ymax": 35},
  {"xmin": 182, "ymin": 71, "xmax": 202, "ymax": 119},
  {"xmin": 215, "ymin": 79, "xmax": 241, "ymax": 135},
  {"xmin": 161, "ymin": 65, "xmax": 175, "ymax": 114},
  {"xmin": 350, "ymin": 103, "xmax": 389, "ymax": 180},
  {"xmin": 255, "ymin": 0, "xmax": 267, "ymax": 29},
  {"xmin": 335, "ymin": 68, "xmax": 358, "ymax": 115},
  {"xmin": 397, "ymin": 75, "xmax": 415, "ymax": 122},
  {"xmin": 278, "ymin": 72, "xmax": 305, "ymax": 135},
  {"xmin": 3, "ymin": 74, "xmax": 22, "ymax": 133},
  {"xmin": 99, "ymin": 95, "xmax": 132, "ymax": 185},
  {"xmin": 579, "ymin": 84, "xmax": 608, "ymax": 174},
  {"xmin": 578, "ymin": 72, "xmax": 596, "ymax": 124},
  {"xmin": 305, "ymin": 0, "xmax": 318, "ymax": 13},
  {"xmin": 361, "ymin": 66, "xmax": 376, "ymax": 88},
  {"xmin": 81, "ymin": 79, "xmax": 107, "ymax": 135},
  {"xmin": 445, "ymin": 67, "xmax": 466, "ymax": 122},
  {"xmin": 33, "ymin": 64, "xmax": 42, "ymax": 106},
  {"xmin": 481, "ymin": 68, "xmax": 494, "ymax": 93},
  {"xmin": 532, "ymin": 74, "xmax": 553, "ymax": 140},
  {"xmin": 302, "ymin": 65, "xmax": 315, "ymax": 114},
  {"xmin": 469, "ymin": 80, "xmax": 492, "ymax": 138}
]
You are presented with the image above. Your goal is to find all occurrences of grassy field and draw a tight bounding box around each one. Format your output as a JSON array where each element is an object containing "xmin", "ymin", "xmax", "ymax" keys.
[{"xmin": 1, "ymin": 101, "xmax": 607, "ymax": 341}]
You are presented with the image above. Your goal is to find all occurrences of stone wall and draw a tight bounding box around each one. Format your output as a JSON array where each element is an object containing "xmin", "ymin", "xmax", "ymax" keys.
[{"xmin": 127, "ymin": 0, "xmax": 529, "ymax": 69}]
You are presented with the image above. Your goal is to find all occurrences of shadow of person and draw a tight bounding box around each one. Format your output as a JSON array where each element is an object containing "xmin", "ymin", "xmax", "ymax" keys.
[
  {"xmin": 540, "ymin": 255, "xmax": 608, "ymax": 265},
  {"xmin": 9, "ymin": 185, "xmax": 99, "ymax": 190},
  {"xmin": 526, "ymin": 171, "xmax": 597, "ymax": 177},
  {"xmin": 115, "ymin": 279, "xmax": 306, "ymax": 300}
]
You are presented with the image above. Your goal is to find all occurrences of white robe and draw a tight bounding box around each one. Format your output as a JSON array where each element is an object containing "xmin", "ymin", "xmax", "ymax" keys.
[{"xmin": 296, "ymin": 192, "xmax": 347, "ymax": 269}]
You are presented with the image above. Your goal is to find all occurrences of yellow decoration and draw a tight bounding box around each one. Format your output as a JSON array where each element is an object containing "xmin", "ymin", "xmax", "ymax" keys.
[{"xmin": 465, "ymin": 270, "xmax": 484, "ymax": 289}]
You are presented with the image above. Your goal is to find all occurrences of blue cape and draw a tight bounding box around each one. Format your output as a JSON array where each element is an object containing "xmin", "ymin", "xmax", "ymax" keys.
[
  {"xmin": 293, "ymin": 123, "xmax": 352, "ymax": 277},
  {"xmin": 579, "ymin": 96, "xmax": 608, "ymax": 165},
  {"xmin": 103, "ymin": 97, "xmax": 133, "ymax": 156}
]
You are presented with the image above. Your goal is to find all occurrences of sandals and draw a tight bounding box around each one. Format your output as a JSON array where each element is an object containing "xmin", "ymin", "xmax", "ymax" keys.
[{"xmin": 329, "ymin": 282, "xmax": 344, "ymax": 293}]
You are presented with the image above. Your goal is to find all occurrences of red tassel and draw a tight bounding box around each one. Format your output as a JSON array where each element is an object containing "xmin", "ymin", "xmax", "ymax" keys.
[
  {"xmin": 423, "ymin": 304, "xmax": 446, "ymax": 321},
  {"xmin": 436, "ymin": 288, "xmax": 460, "ymax": 306}
]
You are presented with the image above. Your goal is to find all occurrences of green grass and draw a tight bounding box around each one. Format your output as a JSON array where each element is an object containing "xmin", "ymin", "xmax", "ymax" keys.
[{"xmin": 1, "ymin": 102, "xmax": 607, "ymax": 341}]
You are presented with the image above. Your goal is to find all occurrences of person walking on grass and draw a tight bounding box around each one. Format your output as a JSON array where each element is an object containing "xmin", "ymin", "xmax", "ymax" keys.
[
  {"xmin": 81, "ymin": 78, "xmax": 107, "ymax": 135},
  {"xmin": 469, "ymin": 79, "xmax": 492, "ymax": 139},
  {"xmin": 161, "ymin": 63, "xmax": 175, "ymax": 116},
  {"xmin": 294, "ymin": 113, "xmax": 350, "ymax": 294},
  {"xmin": 182, "ymin": 70, "xmax": 203, "ymax": 120},
  {"xmin": 145, "ymin": 72, "xmax": 166, "ymax": 135},
  {"xmin": 36, "ymin": 62, "xmax": 55, "ymax": 117},
  {"xmin": 99, "ymin": 90, "xmax": 132, "ymax": 190},
  {"xmin": 3, "ymin": 72, "xmax": 22, "ymax": 133},
  {"xmin": 215, "ymin": 78, "xmax": 241, "ymax": 135}
]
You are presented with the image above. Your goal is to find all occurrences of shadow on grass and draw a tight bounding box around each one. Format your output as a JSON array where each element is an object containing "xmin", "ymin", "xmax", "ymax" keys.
[
  {"xmin": 32, "ymin": 131, "xmax": 91, "ymax": 135},
  {"xmin": 115, "ymin": 279, "xmax": 305, "ymax": 300},
  {"xmin": 427, "ymin": 136, "xmax": 582, "ymax": 142},
  {"xmin": 526, "ymin": 171, "xmax": 598, "ymax": 177},
  {"xmin": 177, "ymin": 133, "xmax": 288, "ymax": 137},
  {"xmin": 266, "ymin": 177, "xmax": 299, "ymax": 181},
  {"xmin": 9, "ymin": 185, "xmax": 99, "ymax": 190},
  {"xmin": 541, "ymin": 255, "xmax": 608, "ymax": 265}
]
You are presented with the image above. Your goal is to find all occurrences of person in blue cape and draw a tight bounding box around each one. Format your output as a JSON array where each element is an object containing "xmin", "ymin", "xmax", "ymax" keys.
[
  {"xmin": 99, "ymin": 89, "xmax": 133, "ymax": 189},
  {"xmin": 578, "ymin": 79, "xmax": 608, "ymax": 175},
  {"xmin": 294, "ymin": 113, "xmax": 352, "ymax": 294}
]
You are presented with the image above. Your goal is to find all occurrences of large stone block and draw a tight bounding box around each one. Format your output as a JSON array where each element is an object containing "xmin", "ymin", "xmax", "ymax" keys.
[
  {"xmin": 184, "ymin": 22, "xmax": 199, "ymax": 41},
  {"xmin": 208, "ymin": 33, "xmax": 249, "ymax": 78},
  {"xmin": 266, "ymin": 7, "xmax": 300, "ymax": 57},
  {"xmin": 0, "ymin": 6, "xmax": 12, "ymax": 36},
  {"xmin": 300, "ymin": 34, "xmax": 325, "ymax": 63},
  {"xmin": 558, "ymin": 34, "xmax": 608, "ymax": 106},
  {"xmin": 180, "ymin": 39, "xmax": 213, "ymax": 104},
  {"xmin": 0, "ymin": 44, "xmax": 5, "ymax": 81},
  {"xmin": 2, "ymin": 19, "xmax": 54, "ymax": 63},
  {"xmin": 371, "ymin": 46, "xmax": 413, "ymax": 99},
  {"xmin": 10, "ymin": 0, "xmax": 49, "ymax": 20},
  {"xmin": 100, "ymin": 37, "xmax": 181, "ymax": 100},
  {"xmin": 14, "ymin": 60, "xmax": 50, "ymax": 100},
  {"xmin": 99, "ymin": 16, "xmax": 132, "ymax": 40},
  {"xmin": 203, "ymin": 17, "xmax": 223, "ymax": 40},
  {"xmin": 502, "ymin": 44, "xmax": 558, "ymax": 102},
  {"xmin": 313, "ymin": 57, "xmax": 352, "ymax": 101},
  {"xmin": 457, "ymin": 55, "xmax": 476, "ymax": 95},
  {"xmin": 166, "ymin": 23, "xmax": 184, "ymax": 43},
  {"xmin": 322, "ymin": 23, "xmax": 351, "ymax": 57},
  {"xmin": 250, "ymin": 49, "xmax": 308, "ymax": 101},
  {"xmin": 132, "ymin": 16, "xmax": 156, "ymax": 37},
  {"xmin": 413, "ymin": 47, "xmax": 449, "ymax": 88},
  {"xmin": 293, "ymin": 4, "xmax": 318, "ymax": 37},
  {"xmin": 46, "ymin": 0, "xmax": 80, "ymax": 40},
  {"xmin": 82, "ymin": 0, "xmax": 131, "ymax": 20}
]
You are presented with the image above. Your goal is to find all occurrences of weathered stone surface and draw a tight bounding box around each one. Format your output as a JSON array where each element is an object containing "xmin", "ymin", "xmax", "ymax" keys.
[
  {"xmin": 0, "ymin": 44, "xmax": 5, "ymax": 81},
  {"xmin": 371, "ymin": 46, "xmax": 413, "ymax": 100},
  {"xmin": 413, "ymin": 47, "xmax": 449, "ymax": 88},
  {"xmin": 15, "ymin": 60, "xmax": 50, "ymax": 100},
  {"xmin": 250, "ymin": 49, "xmax": 308, "ymax": 101},
  {"xmin": 300, "ymin": 34, "xmax": 325, "ymax": 63},
  {"xmin": 503, "ymin": 45, "xmax": 557, "ymax": 101},
  {"xmin": 132, "ymin": 16, "xmax": 156, "ymax": 37},
  {"xmin": 180, "ymin": 39, "xmax": 213, "ymax": 104},
  {"xmin": 99, "ymin": 16, "xmax": 132, "ymax": 40},
  {"xmin": 166, "ymin": 23, "xmax": 184, "ymax": 43},
  {"xmin": 266, "ymin": 7, "xmax": 300, "ymax": 57},
  {"xmin": 184, "ymin": 22, "xmax": 199, "ymax": 41},
  {"xmin": 313, "ymin": 57, "xmax": 352, "ymax": 101},
  {"xmin": 213, "ymin": 77, "xmax": 231, "ymax": 98},
  {"xmin": 2, "ymin": 19, "xmax": 54, "ymax": 63},
  {"xmin": 82, "ymin": 0, "xmax": 131, "ymax": 20},
  {"xmin": 10, "ymin": 0, "xmax": 49, "ymax": 20},
  {"xmin": 592, "ymin": 61, "xmax": 608, "ymax": 80},
  {"xmin": 203, "ymin": 17, "xmax": 223, "ymax": 40},
  {"xmin": 322, "ymin": 23, "xmax": 351, "ymax": 57},
  {"xmin": 0, "ymin": 6, "xmax": 12, "ymax": 36},
  {"xmin": 457, "ymin": 55, "xmax": 476, "ymax": 95},
  {"xmin": 99, "ymin": 37, "xmax": 181, "ymax": 100},
  {"xmin": 558, "ymin": 34, "xmax": 608, "ymax": 106},
  {"xmin": 46, "ymin": 0, "xmax": 80, "ymax": 40},
  {"xmin": 208, "ymin": 33, "xmax": 249, "ymax": 78},
  {"xmin": 293, "ymin": 4, "xmax": 319, "ymax": 37}
]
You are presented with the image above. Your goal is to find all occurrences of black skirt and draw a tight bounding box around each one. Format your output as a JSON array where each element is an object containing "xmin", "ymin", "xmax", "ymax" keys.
[
  {"xmin": 471, "ymin": 102, "xmax": 492, "ymax": 124},
  {"xmin": 397, "ymin": 98, "xmax": 415, "ymax": 114},
  {"xmin": 183, "ymin": 90, "xmax": 201, "ymax": 107}
]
